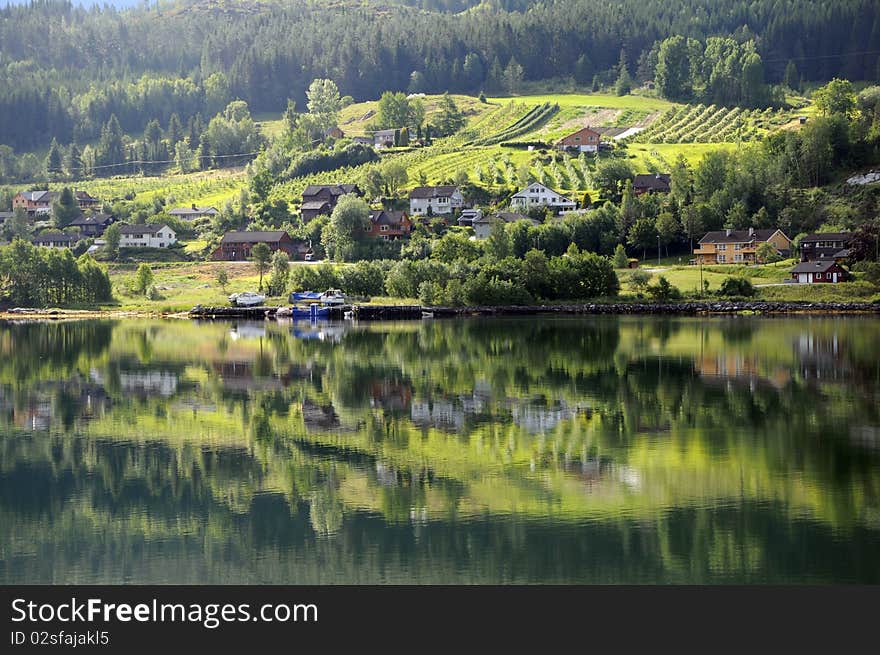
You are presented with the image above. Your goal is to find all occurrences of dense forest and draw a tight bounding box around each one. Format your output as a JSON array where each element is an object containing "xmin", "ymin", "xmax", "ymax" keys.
[{"xmin": 0, "ymin": 0, "xmax": 878, "ymax": 154}]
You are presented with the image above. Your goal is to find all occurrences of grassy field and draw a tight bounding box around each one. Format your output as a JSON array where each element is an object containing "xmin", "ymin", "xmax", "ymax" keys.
[
  {"xmin": 46, "ymin": 167, "xmax": 247, "ymax": 209},
  {"xmin": 489, "ymin": 93, "xmax": 674, "ymax": 111},
  {"xmin": 623, "ymin": 142, "xmax": 738, "ymax": 172},
  {"xmin": 97, "ymin": 258, "xmax": 878, "ymax": 315}
]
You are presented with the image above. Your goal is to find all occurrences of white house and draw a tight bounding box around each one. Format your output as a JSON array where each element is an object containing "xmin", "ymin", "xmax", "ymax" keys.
[
  {"xmin": 509, "ymin": 182, "xmax": 576, "ymax": 212},
  {"xmin": 409, "ymin": 185, "xmax": 464, "ymax": 216},
  {"xmin": 168, "ymin": 205, "xmax": 219, "ymax": 220},
  {"xmin": 119, "ymin": 224, "xmax": 177, "ymax": 248},
  {"xmin": 472, "ymin": 212, "xmax": 538, "ymax": 239}
]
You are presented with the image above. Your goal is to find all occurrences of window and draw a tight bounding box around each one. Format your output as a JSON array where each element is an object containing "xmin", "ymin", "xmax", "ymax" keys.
[
  {"xmin": 380, "ymin": 225, "xmax": 388, "ymax": 232},
  {"xmin": 717, "ymin": 244, "xmax": 726, "ymax": 251},
  {"xmin": 734, "ymin": 243, "xmax": 742, "ymax": 250},
  {"xmin": 717, "ymin": 255, "xmax": 726, "ymax": 263},
  {"xmin": 817, "ymin": 273, "xmax": 823, "ymax": 279},
  {"xmin": 734, "ymin": 254, "xmax": 743, "ymax": 262}
]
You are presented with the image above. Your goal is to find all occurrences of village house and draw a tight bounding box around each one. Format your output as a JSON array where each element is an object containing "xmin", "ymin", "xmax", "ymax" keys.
[
  {"xmin": 300, "ymin": 184, "xmax": 363, "ymax": 221},
  {"xmin": 69, "ymin": 213, "xmax": 115, "ymax": 237},
  {"xmin": 472, "ymin": 212, "xmax": 537, "ymax": 239},
  {"xmin": 211, "ymin": 230, "xmax": 306, "ymax": 261},
  {"xmin": 372, "ymin": 129, "xmax": 397, "ymax": 148},
  {"xmin": 790, "ymin": 260, "xmax": 849, "ymax": 284},
  {"xmin": 509, "ymin": 182, "xmax": 576, "ymax": 212},
  {"xmin": 119, "ymin": 224, "xmax": 177, "ymax": 248},
  {"xmin": 555, "ymin": 126, "xmax": 601, "ymax": 153},
  {"xmin": 365, "ymin": 209, "xmax": 412, "ymax": 240},
  {"xmin": 13, "ymin": 190, "xmax": 100, "ymax": 216},
  {"xmin": 168, "ymin": 205, "xmax": 220, "ymax": 221},
  {"xmin": 409, "ymin": 185, "xmax": 464, "ymax": 216},
  {"xmin": 325, "ymin": 126, "xmax": 345, "ymax": 139},
  {"xmin": 457, "ymin": 208, "xmax": 483, "ymax": 227},
  {"xmin": 32, "ymin": 231, "xmax": 79, "ymax": 249},
  {"xmin": 798, "ymin": 232, "xmax": 853, "ymax": 262},
  {"xmin": 352, "ymin": 136, "xmax": 372, "ymax": 146},
  {"xmin": 693, "ymin": 228, "xmax": 791, "ymax": 264},
  {"xmin": 632, "ymin": 173, "xmax": 671, "ymax": 195}
]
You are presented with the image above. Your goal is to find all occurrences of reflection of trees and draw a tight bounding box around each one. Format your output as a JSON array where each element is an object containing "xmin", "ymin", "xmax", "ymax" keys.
[
  {"xmin": 0, "ymin": 321, "xmax": 113, "ymax": 385},
  {"xmin": 1, "ymin": 317, "xmax": 880, "ymax": 583}
]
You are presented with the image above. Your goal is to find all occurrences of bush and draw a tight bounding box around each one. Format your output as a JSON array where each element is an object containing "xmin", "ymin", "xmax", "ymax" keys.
[
  {"xmin": 418, "ymin": 280, "xmax": 443, "ymax": 305},
  {"xmin": 647, "ymin": 276, "xmax": 682, "ymax": 300},
  {"xmin": 718, "ymin": 276, "xmax": 757, "ymax": 297},
  {"xmin": 628, "ymin": 269, "xmax": 651, "ymax": 291}
]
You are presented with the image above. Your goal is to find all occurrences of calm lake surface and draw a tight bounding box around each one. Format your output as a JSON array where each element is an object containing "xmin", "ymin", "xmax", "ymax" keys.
[{"xmin": 1, "ymin": 316, "xmax": 878, "ymax": 584}]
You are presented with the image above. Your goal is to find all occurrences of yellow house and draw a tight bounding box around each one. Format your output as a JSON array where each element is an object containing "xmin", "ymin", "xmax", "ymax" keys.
[{"xmin": 693, "ymin": 228, "xmax": 791, "ymax": 264}]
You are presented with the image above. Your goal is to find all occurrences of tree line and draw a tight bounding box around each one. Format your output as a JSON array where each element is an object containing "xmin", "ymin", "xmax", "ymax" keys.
[{"xmin": 1, "ymin": 0, "xmax": 878, "ymax": 153}]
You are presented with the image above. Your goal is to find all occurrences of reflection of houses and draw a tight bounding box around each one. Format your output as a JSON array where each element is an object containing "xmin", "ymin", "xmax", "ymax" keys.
[
  {"xmin": 301, "ymin": 398, "xmax": 340, "ymax": 430},
  {"xmin": 119, "ymin": 370, "xmax": 179, "ymax": 397},
  {"xmin": 411, "ymin": 400, "xmax": 466, "ymax": 431},
  {"xmin": 369, "ymin": 379, "xmax": 412, "ymax": 412},
  {"xmin": 14, "ymin": 400, "xmax": 53, "ymax": 431},
  {"xmin": 695, "ymin": 353, "xmax": 791, "ymax": 389},
  {"xmin": 511, "ymin": 400, "xmax": 581, "ymax": 433},
  {"xmin": 793, "ymin": 333, "xmax": 850, "ymax": 383}
]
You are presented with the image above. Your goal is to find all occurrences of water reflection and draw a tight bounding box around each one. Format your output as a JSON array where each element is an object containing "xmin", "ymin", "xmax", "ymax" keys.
[{"xmin": 0, "ymin": 316, "xmax": 878, "ymax": 583}]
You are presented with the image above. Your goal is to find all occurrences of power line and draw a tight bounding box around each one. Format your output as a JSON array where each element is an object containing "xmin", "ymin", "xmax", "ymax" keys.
[{"xmin": 762, "ymin": 49, "xmax": 880, "ymax": 64}]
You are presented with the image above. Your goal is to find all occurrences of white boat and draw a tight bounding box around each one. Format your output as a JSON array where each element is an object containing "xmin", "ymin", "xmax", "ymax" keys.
[
  {"xmin": 320, "ymin": 289, "xmax": 346, "ymax": 305},
  {"xmin": 229, "ymin": 291, "xmax": 266, "ymax": 307}
]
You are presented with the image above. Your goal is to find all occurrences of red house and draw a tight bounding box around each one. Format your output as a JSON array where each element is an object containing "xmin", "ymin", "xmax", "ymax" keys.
[
  {"xmin": 365, "ymin": 210, "xmax": 412, "ymax": 240},
  {"xmin": 556, "ymin": 127, "xmax": 600, "ymax": 152},
  {"xmin": 790, "ymin": 260, "xmax": 849, "ymax": 284},
  {"xmin": 211, "ymin": 231, "xmax": 307, "ymax": 261}
]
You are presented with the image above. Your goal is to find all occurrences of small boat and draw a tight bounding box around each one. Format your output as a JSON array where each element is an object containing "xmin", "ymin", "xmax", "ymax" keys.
[
  {"xmin": 229, "ymin": 291, "xmax": 266, "ymax": 307},
  {"xmin": 290, "ymin": 291, "xmax": 323, "ymax": 302},
  {"xmin": 421, "ymin": 311, "xmax": 434, "ymax": 318},
  {"xmin": 290, "ymin": 289, "xmax": 347, "ymax": 305},
  {"xmin": 319, "ymin": 289, "xmax": 346, "ymax": 305}
]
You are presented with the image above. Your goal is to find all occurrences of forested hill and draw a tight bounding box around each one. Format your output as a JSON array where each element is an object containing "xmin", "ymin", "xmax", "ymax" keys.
[{"xmin": 1, "ymin": 0, "xmax": 878, "ymax": 152}]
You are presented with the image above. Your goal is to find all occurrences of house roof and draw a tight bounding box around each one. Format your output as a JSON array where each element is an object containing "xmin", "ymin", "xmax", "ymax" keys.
[
  {"xmin": 791, "ymin": 260, "xmax": 845, "ymax": 274},
  {"xmin": 475, "ymin": 211, "xmax": 534, "ymax": 224},
  {"xmin": 632, "ymin": 173, "xmax": 671, "ymax": 191},
  {"xmin": 557, "ymin": 126, "xmax": 601, "ymax": 142},
  {"xmin": 74, "ymin": 191, "xmax": 98, "ymax": 202},
  {"xmin": 698, "ymin": 229, "xmax": 785, "ymax": 244},
  {"xmin": 301, "ymin": 184, "xmax": 361, "ymax": 198},
  {"xmin": 33, "ymin": 231, "xmax": 78, "ymax": 243},
  {"xmin": 168, "ymin": 206, "xmax": 218, "ymax": 216},
  {"xmin": 373, "ymin": 129, "xmax": 397, "ymax": 137},
  {"xmin": 119, "ymin": 223, "xmax": 172, "ymax": 235},
  {"xmin": 409, "ymin": 185, "xmax": 459, "ymax": 199},
  {"xmin": 300, "ymin": 200, "xmax": 332, "ymax": 211},
  {"xmin": 511, "ymin": 182, "xmax": 572, "ymax": 201},
  {"xmin": 800, "ymin": 232, "xmax": 853, "ymax": 243},
  {"xmin": 70, "ymin": 213, "xmax": 113, "ymax": 226},
  {"xmin": 370, "ymin": 209, "xmax": 408, "ymax": 225},
  {"xmin": 219, "ymin": 230, "xmax": 289, "ymax": 244}
]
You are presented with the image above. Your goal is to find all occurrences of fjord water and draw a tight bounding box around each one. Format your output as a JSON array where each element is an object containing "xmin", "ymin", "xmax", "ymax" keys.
[{"xmin": 0, "ymin": 316, "xmax": 878, "ymax": 584}]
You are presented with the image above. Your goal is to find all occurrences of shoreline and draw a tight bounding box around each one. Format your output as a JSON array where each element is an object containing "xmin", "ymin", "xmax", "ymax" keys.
[{"xmin": 1, "ymin": 299, "xmax": 878, "ymax": 322}]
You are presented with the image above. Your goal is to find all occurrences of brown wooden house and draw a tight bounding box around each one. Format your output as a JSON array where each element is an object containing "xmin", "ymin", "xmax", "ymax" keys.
[
  {"xmin": 365, "ymin": 210, "xmax": 412, "ymax": 240},
  {"xmin": 300, "ymin": 184, "xmax": 363, "ymax": 221},
  {"xmin": 212, "ymin": 231, "xmax": 306, "ymax": 261}
]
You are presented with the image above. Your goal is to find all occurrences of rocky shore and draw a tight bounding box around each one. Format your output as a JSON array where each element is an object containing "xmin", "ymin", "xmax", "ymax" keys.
[{"xmin": 428, "ymin": 301, "xmax": 880, "ymax": 316}]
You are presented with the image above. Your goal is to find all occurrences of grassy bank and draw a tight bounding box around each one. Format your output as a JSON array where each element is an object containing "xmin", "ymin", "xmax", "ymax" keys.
[{"xmin": 86, "ymin": 260, "xmax": 880, "ymax": 314}]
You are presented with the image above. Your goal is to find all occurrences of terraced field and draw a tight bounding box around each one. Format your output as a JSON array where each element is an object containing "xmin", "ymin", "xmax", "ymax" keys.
[
  {"xmin": 630, "ymin": 103, "xmax": 796, "ymax": 143},
  {"xmin": 48, "ymin": 167, "xmax": 248, "ymax": 208}
]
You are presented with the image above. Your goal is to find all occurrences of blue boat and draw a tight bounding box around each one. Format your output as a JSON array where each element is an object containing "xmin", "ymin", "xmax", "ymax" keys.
[
  {"xmin": 290, "ymin": 291, "xmax": 322, "ymax": 302},
  {"xmin": 277, "ymin": 305, "xmax": 331, "ymax": 320}
]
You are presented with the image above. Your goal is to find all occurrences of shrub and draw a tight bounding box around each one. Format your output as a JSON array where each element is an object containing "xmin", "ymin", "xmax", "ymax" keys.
[
  {"xmin": 718, "ymin": 276, "xmax": 756, "ymax": 297},
  {"xmin": 647, "ymin": 276, "xmax": 682, "ymax": 300},
  {"xmin": 418, "ymin": 280, "xmax": 443, "ymax": 305},
  {"xmin": 628, "ymin": 269, "xmax": 651, "ymax": 291}
]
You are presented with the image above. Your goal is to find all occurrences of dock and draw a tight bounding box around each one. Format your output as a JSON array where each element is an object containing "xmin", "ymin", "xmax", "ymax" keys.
[{"xmin": 188, "ymin": 300, "xmax": 880, "ymax": 321}]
